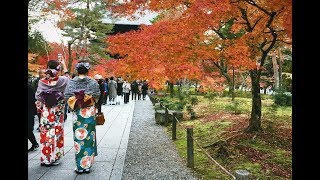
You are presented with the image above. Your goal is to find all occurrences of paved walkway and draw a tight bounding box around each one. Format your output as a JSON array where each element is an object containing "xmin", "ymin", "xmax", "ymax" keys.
[
  {"xmin": 122, "ymin": 96, "xmax": 198, "ymax": 180},
  {"xmin": 28, "ymin": 96, "xmax": 135, "ymax": 180}
]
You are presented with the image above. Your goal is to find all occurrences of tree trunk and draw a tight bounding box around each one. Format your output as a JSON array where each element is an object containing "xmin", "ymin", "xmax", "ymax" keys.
[
  {"xmin": 277, "ymin": 47, "xmax": 283, "ymax": 91},
  {"xmin": 169, "ymin": 81, "xmax": 174, "ymax": 97},
  {"xmin": 232, "ymin": 66, "xmax": 235, "ymax": 101},
  {"xmin": 271, "ymin": 51, "xmax": 279, "ymax": 90},
  {"xmin": 67, "ymin": 42, "xmax": 73, "ymax": 73},
  {"xmin": 224, "ymin": 74, "xmax": 234, "ymax": 98},
  {"xmin": 246, "ymin": 70, "xmax": 262, "ymax": 132},
  {"xmin": 213, "ymin": 62, "xmax": 234, "ymax": 99}
]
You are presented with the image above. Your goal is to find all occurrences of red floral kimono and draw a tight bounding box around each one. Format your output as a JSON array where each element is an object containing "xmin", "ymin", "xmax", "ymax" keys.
[
  {"xmin": 35, "ymin": 75, "xmax": 69, "ymax": 165},
  {"xmin": 36, "ymin": 100, "xmax": 65, "ymax": 164}
]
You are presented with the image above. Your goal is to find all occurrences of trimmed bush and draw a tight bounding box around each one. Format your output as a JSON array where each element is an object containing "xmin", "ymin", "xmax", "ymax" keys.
[
  {"xmin": 274, "ymin": 91, "xmax": 292, "ymax": 106},
  {"xmin": 225, "ymin": 100, "xmax": 242, "ymax": 114}
]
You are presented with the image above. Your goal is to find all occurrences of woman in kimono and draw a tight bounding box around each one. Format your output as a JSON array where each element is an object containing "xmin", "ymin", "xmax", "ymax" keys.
[
  {"xmin": 35, "ymin": 59, "xmax": 69, "ymax": 166},
  {"xmin": 64, "ymin": 61, "xmax": 100, "ymax": 174}
]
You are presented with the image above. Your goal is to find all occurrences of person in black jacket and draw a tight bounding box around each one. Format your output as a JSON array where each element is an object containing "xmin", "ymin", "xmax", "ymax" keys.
[
  {"xmin": 94, "ymin": 74, "xmax": 105, "ymax": 113},
  {"xmin": 116, "ymin": 77, "xmax": 123, "ymax": 104},
  {"xmin": 28, "ymin": 82, "xmax": 39, "ymax": 152},
  {"xmin": 131, "ymin": 80, "xmax": 138, "ymax": 100},
  {"xmin": 141, "ymin": 80, "xmax": 149, "ymax": 100},
  {"xmin": 32, "ymin": 69, "xmax": 46, "ymax": 131}
]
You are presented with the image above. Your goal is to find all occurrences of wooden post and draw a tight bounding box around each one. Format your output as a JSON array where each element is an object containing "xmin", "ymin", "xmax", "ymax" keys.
[
  {"xmin": 172, "ymin": 117, "xmax": 176, "ymax": 140},
  {"xmin": 235, "ymin": 170, "xmax": 249, "ymax": 180},
  {"xmin": 165, "ymin": 107, "xmax": 169, "ymax": 126},
  {"xmin": 187, "ymin": 128, "xmax": 194, "ymax": 168}
]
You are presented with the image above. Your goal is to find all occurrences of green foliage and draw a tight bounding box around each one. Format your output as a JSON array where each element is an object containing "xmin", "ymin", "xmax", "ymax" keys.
[
  {"xmin": 225, "ymin": 100, "xmax": 242, "ymax": 114},
  {"xmin": 164, "ymin": 96, "xmax": 291, "ymax": 179},
  {"xmin": 274, "ymin": 91, "xmax": 292, "ymax": 106},
  {"xmin": 190, "ymin": 96, "xmax": 199, "ymax": 106},
  {"xmin": 28, "ymin": 30, "xmax": 49, "ymax": 55},
  {"xmin": 234, "ymin": 91, "xmax": 252, "ymax": 98},
  {"xmin": 204, "ymin": 93, "xmax": 218, "ymax": 102},
  {"xmin": 282, "ymin": 73, "xmax": 292, "ymax": 92},
  {"xmin": 166, "ymin": 121, "xmax": 231, "ymax": 179},
  {"xmin": 61, "ymin": 0, "xmax": 114, "ymax": 62},
  {"xmin": 158, "ymin": 96, "xmax": 186, "ymax": 111},
  {"xmin": 150, "ymin": 14, "xmax": 161, "ymax": 24},
  {"xmin": 219, "ymin": 19, "xmax": 246, "ymax": 39},
  {"xmin": 186, "ymin": 104, "xmax": 192, "ymax": 112}
]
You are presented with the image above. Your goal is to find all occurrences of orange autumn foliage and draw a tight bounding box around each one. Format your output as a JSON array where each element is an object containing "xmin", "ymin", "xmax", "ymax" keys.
[
  {"xmin": 106, "ymin": 0, "xmax": 291, "ymax": 91},
  {"xmin": 28, "ymin": 53, "xmax": 42, "ymax": 76}
]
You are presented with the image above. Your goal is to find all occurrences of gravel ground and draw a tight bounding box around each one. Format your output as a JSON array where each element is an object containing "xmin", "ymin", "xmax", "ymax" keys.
[{"xmin": 121, "ymin": 98, "xmax": 199, "ymax": 180}]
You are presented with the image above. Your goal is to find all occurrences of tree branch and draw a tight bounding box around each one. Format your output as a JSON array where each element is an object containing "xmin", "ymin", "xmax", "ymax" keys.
[
  {"xmin": 276, "ymin": 39, "xmax": 292, "ymax": 45},
  {"xmin": 239, "ymin": 7, "xmax": 253, "ymax": 32},
  {"xmin": 246, "ymin": 0, "xmax": 272, "ymax": 16},
  {"xmin": 252, "ymin": 16, "xmax": 263, "ymax": 29}
]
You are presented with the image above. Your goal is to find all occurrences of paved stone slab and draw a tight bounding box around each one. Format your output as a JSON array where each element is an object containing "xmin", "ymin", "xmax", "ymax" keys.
[
  {"xmin": 94, "ymin": 148, "xmax": 118, "ymax": 162},
  {"xmin": 74, "ymin": 162, "xmax": 114, "ymax": 180},
  {"xmin": 28, "ymin": 159, "xmax": 50, "ymax": 180}
]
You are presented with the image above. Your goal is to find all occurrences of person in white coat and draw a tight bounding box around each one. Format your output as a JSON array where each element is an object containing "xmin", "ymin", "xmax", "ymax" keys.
[{"xmin": 122, "ymin": 80, "xmax": 131, "ymax": 104}]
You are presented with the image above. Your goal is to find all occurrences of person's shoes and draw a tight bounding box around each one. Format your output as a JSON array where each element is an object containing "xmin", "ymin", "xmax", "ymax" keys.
[
  {"xmin": 28, "ymin": 144, "xmax": 39, "ymax": 152},
  {"xmin": 41, "ymin": 162, "xmax": 51, "ymax": 167},
  {"xmin": 52, "ymin": 160, "xmax": 60, "ymax": 166},
  {"xmin": 84, "ymin": 169, "xmax": 91, "ymax": 174},
  {"xmin": 75, "ymin": 168, "xmax": 84, "ymax": 174}
]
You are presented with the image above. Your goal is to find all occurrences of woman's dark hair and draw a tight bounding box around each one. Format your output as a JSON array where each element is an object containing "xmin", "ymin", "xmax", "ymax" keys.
[
  {"xmin": 110, "ymin": 76, "xmax": 114, "ymax": 80},
  {"xmin": 76, "ymin": 60, "xmax": 90, "ymax": 75},
  {"xmin": 98, "ymin": 79, "xmax": 103, "ymax": 84},
  {"xmin": 47, "ymin": 60, "xmax": 60, "ymax": 70}
]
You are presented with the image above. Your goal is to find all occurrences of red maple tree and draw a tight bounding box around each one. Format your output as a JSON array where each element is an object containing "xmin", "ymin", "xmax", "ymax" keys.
[{"xmin": 106, "ymin": 0, "xmax": 292, "ymax": 132}]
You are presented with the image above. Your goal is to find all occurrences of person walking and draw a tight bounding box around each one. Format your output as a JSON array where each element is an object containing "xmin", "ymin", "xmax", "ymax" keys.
[
  {"xmin": 122, "ymin": 79, "xmax": 131, "ymax": 104},
  {"xmin": 64, "ymin": 61, "xmax": 100, "ymax": 174},
  {"xmin": 32, "ymin": 69, "xmax": 46, "ymax": 132},
  {"xmin": 142, "ymin": 80, "xmax": 149, "ymax": 100},
  {"xmin": 94, "ymin": 74, "xmax": 104, "ymax": 113},
  {"xmin": 137, "ymin": 80, "xmax": 142, "ymax": 100},
  {"xmin": 28, "ymin": 81, "xmax": 39, "ymax": 152},
  {"xmin": 103, "ymin": 78, "xmax": 109, "ymax": 105},
  {"xmin": 131, "ymin": 80, "xmax": 138, "ymax": 101},
  {"xmin": 35, "ymin": 59, "xmax": 69, "ymax": 167},
  {"xmin": 116, "ymin": 77, "xmax": 123, "ymax": 105},
  {"xmin": 108, "ymin": 76, "xmax": 117, "ymax": 105}
]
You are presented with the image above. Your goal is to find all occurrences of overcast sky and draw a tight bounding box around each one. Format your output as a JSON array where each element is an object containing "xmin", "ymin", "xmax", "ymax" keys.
[{"xmin": 32, "ymin": 11, "xmax": 158, "ymax": 44}]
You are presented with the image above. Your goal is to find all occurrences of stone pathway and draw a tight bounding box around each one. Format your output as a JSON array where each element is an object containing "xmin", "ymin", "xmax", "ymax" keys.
[{"xmin": 121, "ymin": 97, "xmax": 198, "ymax": 180}]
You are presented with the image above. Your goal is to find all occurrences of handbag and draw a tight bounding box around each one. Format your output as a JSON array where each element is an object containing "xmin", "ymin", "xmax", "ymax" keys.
[{"xmin": 95, "ymin": 112, "xmax": 105, "ymax": 125}]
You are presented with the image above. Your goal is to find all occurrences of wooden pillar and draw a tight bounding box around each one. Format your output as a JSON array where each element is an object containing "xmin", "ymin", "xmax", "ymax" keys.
[{"xmin": 187, "ymin": 128, "xmax": 194, "ymax": 168}]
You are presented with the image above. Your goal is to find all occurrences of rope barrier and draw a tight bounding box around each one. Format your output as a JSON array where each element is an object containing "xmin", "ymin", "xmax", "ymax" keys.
[{"xmin": 152, "ymin": 95, "xmax": 236, "ymax": 179}]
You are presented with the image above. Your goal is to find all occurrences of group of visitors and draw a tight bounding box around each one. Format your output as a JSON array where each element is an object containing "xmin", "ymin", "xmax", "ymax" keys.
[
  {"xmin": 87, "ymin": 76, "xmax": 149, "ymax": 105},
  {"xmin": 28, "ymin": 57, "xmax": 149, "ymax": 174}
]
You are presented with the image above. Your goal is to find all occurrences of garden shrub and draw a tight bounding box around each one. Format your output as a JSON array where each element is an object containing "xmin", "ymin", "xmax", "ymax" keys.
[
  {"xmin": 274, "ymin": 91, "xmax": 292, "ymax": 106},
  {"xmin": 190, "ymin": 96, "xmax": 199, "ymax": 106},
  {"xmin": 225, "ymin": 100, "xmax": 242, "ymax": 114}
]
